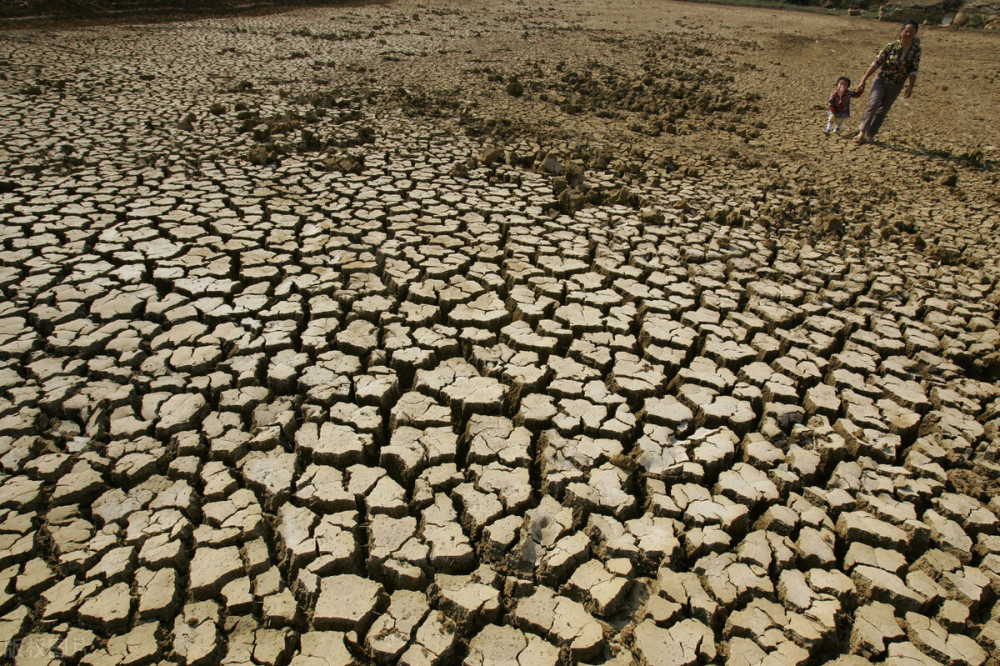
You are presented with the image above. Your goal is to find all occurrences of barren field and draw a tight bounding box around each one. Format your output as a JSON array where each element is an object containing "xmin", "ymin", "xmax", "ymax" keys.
[{"xmin": 1, "ymin": 0, "xmax": 1000, "ymax": 664}]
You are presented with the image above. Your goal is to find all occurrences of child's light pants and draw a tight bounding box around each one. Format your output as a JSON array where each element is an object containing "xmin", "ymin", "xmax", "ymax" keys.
[{"xmin": 825, "ymin": 113, "xmax": 846, "ymax": 133}]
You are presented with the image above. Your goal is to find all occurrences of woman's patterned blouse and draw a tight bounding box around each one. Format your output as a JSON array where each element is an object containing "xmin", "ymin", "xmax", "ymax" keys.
[{"xmin": 873, "ymin": 40, "xmax": 921, "ymax": 85}]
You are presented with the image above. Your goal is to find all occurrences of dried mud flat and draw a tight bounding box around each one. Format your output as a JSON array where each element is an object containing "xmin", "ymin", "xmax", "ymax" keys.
[{"xmin": 1, "ymin": 0, "xmax": 1000, "ymax": 664}]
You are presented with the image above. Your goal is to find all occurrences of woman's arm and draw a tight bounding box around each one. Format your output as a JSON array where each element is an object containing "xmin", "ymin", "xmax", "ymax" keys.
[
  {"xmin": 859, "ymin": 42, "xmax": 891, "ymax": 88},
  {"xmin": 904, "ymin": 45, "xmax": 920, "ymax": 99},
  {"xmin": 858, "ymin": 62, "xmax": 878, "ymax": 88}
]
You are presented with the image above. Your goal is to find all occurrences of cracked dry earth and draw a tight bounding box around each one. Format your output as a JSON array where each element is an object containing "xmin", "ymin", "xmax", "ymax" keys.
[{"xmin": 1, "ymin": 0, "xmax": 1000, "ymax": 664}]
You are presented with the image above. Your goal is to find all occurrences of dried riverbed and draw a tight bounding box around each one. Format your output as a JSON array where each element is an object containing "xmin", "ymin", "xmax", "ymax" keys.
[{"xmin": 1, "ymin": 0, "xmax": 1000, "ymax": 663}]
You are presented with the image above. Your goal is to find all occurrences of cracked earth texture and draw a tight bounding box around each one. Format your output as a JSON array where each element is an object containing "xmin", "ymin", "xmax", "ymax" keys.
[{"xmin": 1, "ymin": 0, "xmax": 1000, "ymax": 664}]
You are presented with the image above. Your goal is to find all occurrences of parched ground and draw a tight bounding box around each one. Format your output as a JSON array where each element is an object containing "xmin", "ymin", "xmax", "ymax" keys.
[{"xmin": 1, "ymin": 0, "xmax": 1000, "ymax": 664}]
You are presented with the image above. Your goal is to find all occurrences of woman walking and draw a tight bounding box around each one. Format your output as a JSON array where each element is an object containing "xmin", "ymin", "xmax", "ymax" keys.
[{"xmin": 853, "ymin": 21, "xmax": 921, "ymax": 144}]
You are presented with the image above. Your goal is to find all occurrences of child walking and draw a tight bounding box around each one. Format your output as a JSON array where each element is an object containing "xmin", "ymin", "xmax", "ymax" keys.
[{"xmin": 825, "ymin": 76, "xmax": 864, "ymax": 134}]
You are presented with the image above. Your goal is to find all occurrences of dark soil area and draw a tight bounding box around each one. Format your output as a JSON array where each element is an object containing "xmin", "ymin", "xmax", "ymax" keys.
[{"xmin": 0, "ymin": 0, "xmax": 379, "ymax": 24}]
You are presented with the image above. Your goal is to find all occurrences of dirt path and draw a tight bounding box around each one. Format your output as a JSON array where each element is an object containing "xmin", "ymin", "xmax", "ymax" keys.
[{"xmin": 1, "ymin": 1, "xmax": 1000, "ymax": 664}]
